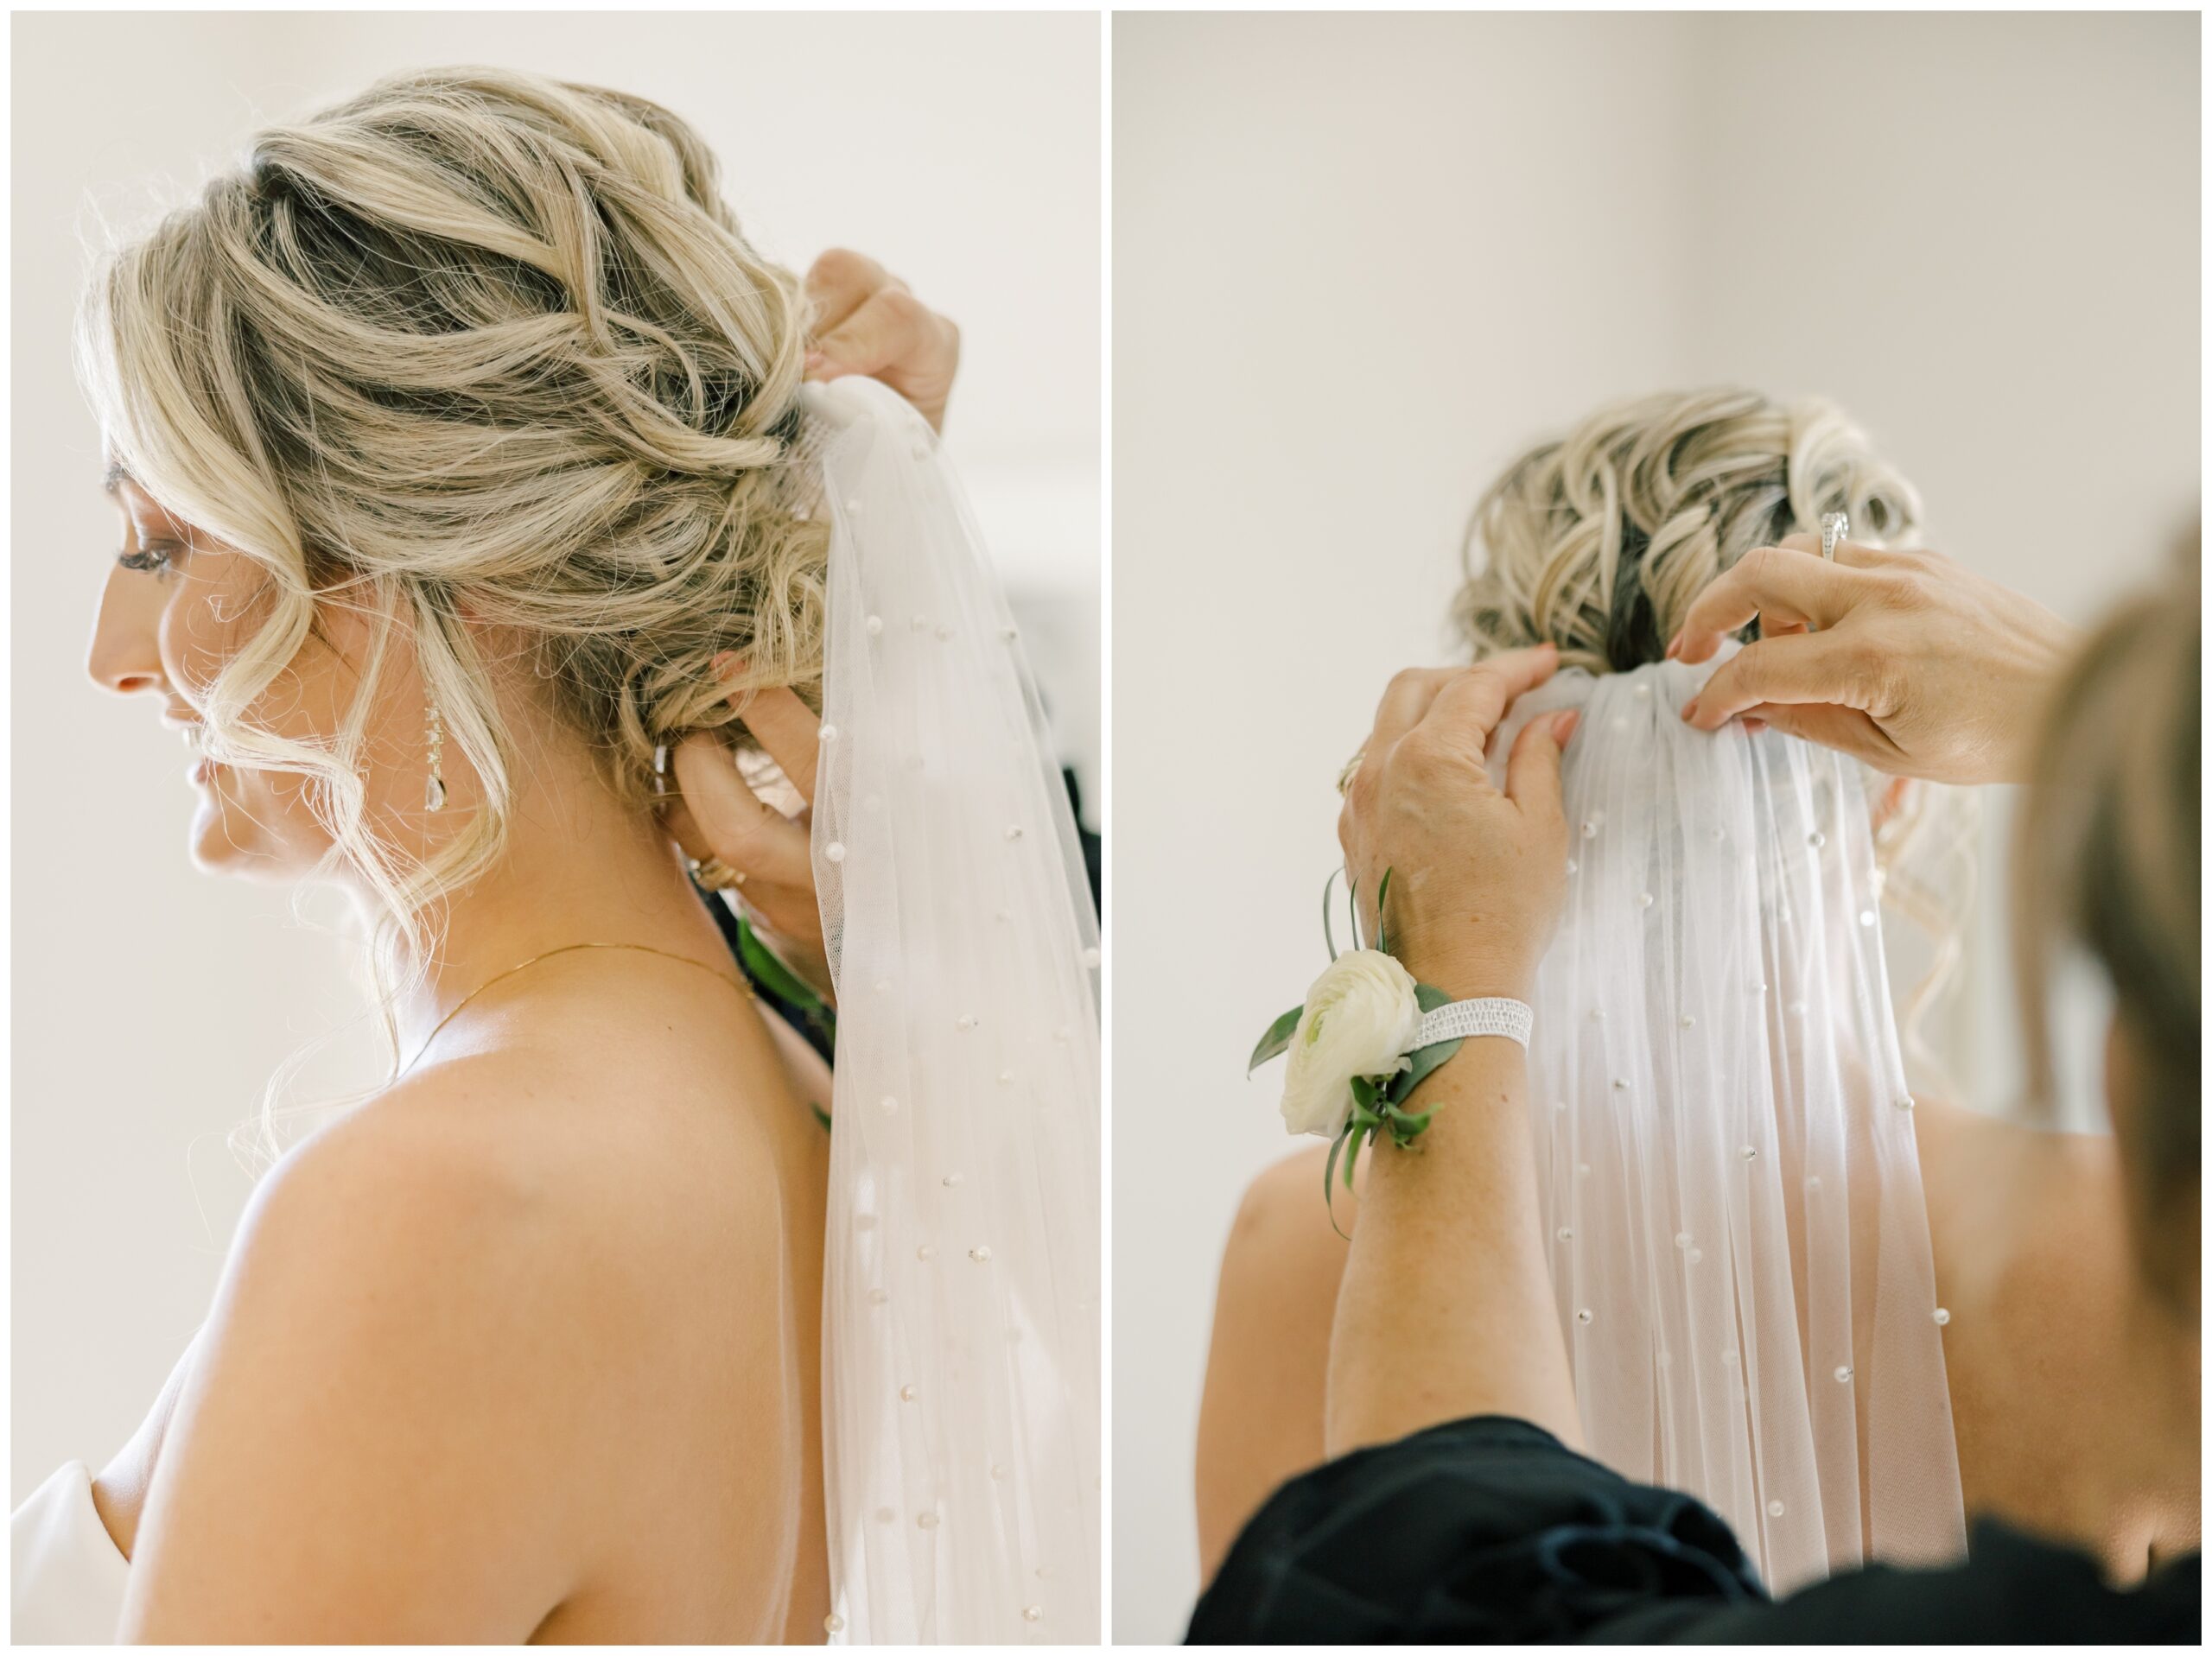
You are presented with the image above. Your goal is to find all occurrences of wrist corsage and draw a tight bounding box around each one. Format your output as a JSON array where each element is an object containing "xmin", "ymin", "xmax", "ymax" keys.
[
  {"xmin": 1246, "ymin": 868, "xmax": 1456, "ymax": 1186},
  {"xmin": 1248, "ymin": 869, "xmax": 1525, "ymax": 1220}
]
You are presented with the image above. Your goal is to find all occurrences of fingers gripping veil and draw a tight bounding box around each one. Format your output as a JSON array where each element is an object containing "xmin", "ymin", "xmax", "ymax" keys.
[
  {"xmin": 1489, "ymin": 649, "xmax": 1966, "ymax": 1594},
  {"xmin": 804, "ymin": 379, "xmax": 1102, "ymax": 1642}
]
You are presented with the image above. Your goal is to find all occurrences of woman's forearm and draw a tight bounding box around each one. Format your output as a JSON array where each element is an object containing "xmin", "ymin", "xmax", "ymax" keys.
[
  {"xmin": 1324, "ymin": 1034, "xmax": 1581, "ymax": 1457},
  {"xmin": 1322, "ymin": 656, "xmax": 1580, "ymax": 1458}
]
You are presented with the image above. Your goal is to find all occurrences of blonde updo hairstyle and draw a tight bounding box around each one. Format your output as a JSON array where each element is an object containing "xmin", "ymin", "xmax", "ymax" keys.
[
  {"xmin": 1455, "ymin": 388, "xmax": 1920, "ymax": 672},
  {"xmin": 76, "ymin": 67, "xmax": 824, "ymax": 1114},
  {"xmin": 1453, "ymin": 389, "xmax": 1969, "ymax": 1086}
]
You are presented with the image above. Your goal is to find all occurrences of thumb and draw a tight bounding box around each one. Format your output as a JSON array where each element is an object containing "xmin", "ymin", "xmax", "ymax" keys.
[{"xmin": 1505, "ymin": 709, "xmax": 1577, "ymax": 818}]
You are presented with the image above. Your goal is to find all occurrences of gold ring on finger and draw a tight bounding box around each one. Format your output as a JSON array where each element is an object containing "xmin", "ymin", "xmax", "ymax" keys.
[{"xmin": 691, "ymin": 855, "xmax": 746, "ymax": 891}]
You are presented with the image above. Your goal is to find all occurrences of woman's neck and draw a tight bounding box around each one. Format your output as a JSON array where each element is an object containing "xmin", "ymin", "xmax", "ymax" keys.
[{"xmin": 371, "ymin": 735, "xmax": 735, "ymax": 1058}]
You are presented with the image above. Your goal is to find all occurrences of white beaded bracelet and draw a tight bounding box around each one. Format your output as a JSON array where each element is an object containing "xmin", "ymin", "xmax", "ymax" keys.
[{"xmin": 1414, "ymin": 996, "xmax": 1534, "ymax": 1050}]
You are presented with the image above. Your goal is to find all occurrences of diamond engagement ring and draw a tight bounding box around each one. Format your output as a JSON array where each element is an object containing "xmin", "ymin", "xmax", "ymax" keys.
[
  {"xmin": 1820, "ymin": 511, "xmax": 1849, "ymax": 562},
  {"xmin": 1336, "ymin": 748, "xmax": 1366, "ymax": 796}
]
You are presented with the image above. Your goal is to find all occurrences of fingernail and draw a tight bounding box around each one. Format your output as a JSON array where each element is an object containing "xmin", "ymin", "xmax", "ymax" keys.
[
  {"xmin": 1680, "ymin": 696, "xmax": 1699, "ymax": 723},
  {"xmin": 1743, "ymin": 716, "xmax": 1766, "ymax": 734},
  {"xmin": 1664, "ymin": 632, "xmax": 1682, "ymax": 660},
  {"xmin": 1553, "ymin": 710, "xmax": 1580, "ymax": 744},
  {"xmin": 711, "ymin": 652, "xmax": 744, "ymax": 681}
]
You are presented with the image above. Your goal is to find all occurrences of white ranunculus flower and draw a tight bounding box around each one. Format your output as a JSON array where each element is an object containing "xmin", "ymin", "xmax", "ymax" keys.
[{"xmin": 1279, "ymin": 948, "xmax": 1424, "ymax": 1139}]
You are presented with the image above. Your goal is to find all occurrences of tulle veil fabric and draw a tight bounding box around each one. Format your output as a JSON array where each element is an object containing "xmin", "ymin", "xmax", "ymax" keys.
[
  {"xmin": 1486, "ymin": 648, "xmax": 1967, "ymax": 1595},
  {"xmin": 801, "ymin": 378, "xmax": 1102, "ymax": 1642}
]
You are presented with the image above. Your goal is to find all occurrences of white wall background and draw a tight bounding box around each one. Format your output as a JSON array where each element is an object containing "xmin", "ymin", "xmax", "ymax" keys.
[
  {"xmin": 12, "ymin": 10, "xmax": 1098, "ymax": 1504},
  {"xmin": 1112, "ymin": 11, "xmax": 2196, "ymax": 1643}
]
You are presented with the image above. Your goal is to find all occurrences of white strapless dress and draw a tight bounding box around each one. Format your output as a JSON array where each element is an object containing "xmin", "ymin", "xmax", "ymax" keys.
[{"xmin": 13, "ymin": 1463, "xmax": 128, "ymax": 1643}]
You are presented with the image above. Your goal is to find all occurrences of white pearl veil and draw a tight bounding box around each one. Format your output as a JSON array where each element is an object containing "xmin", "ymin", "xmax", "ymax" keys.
[
  {"xmin": 1486, "ymin": 646, "xmax": 1967, "ymax": 1594},
  {"xmin": 802, "ymin": 378, "xmax": 1101, "ymax": 1641}
]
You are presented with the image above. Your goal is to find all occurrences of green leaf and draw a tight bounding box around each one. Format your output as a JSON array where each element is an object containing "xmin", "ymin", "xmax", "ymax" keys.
[
  {"xmin": 1344, "ymin": 1120, "xmax": 1368, "ymax": 1190},
  {"xmin": 1345, "ymin": 872, "xmax": 1361, "ymax": 952},
  {"xmin": 1321, "ymin": 866, "xmax": 1341, "ymax": 962},
  {"xmin": 810, "ymin": 1103, "xmax": 833, "ymax": 1135},
  {"xmin": 1349, "ymin": 1073, "xmax": 1377, "ymax": 1109},
  {"xmin": 736, "ymin": 914, "xmax": 835, "ymax": 1028},
  {"xmin": 1376, "ymin": 866, "xmax": 1394, "ymax": 955},
  {"xmin": 1247, "ymin": 1004, "xmax": 1307, "ymax": 1075},
  {"xmin": 1324, "ymin": 1124, "xmax": 1354, "ymax": 1240},
  {"xmin": 1414, "ymin": 981, "xmax": 1453, "ymax": 1013},
  {"xmin": 1388, "ymin": 1035, "xmax": 1465, "ymax": 1107}
]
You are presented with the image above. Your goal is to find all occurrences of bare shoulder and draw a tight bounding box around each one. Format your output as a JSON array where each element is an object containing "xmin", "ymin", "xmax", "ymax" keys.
[
  {"xmin": 1913, "ymin": 1093, "xmax": 2123, "ymax": 1265},
  {"xmin": 1910, "ymin": 1093, "xmax": 2147, "ymax": 1551},
  {"xmin": 121, "ymin": 1045, "xmax": 792, "ymax": 1639},
  {"xmin": 236, "ymin": 1037, "xmax": 789, "ymax": 1339},
  {"xmin": 1197, "ymin": 1145, "xmax": 1351, "ymax": 1583},
  {"xmin": 1912, "ymin": 1092, "xmax": 2130, "ymax": 1366},
  {"xmin": 1210, "ymin": 1143, "xmax": 1363, "ymax": 1351},
  {"xmin": 242, "ymin": 1053, "xmax": 619, "ymax": 1284},
  {"xmin": 122, "ymin": 1073, "xmax": 617, "ymax": 1637},
  {"xmin": 1211, "ymin": 1143, "xmax": 1355, "ymax": 1386},
  {"xmin": 1229, "ymin": 1141, "xmax": 1362, "ymax": 1257},
  {"xmin": 223, "ymin": 945, "xmax": 810, "ymax": 1367},
  {"xmin": 198, "ymin": 1054, "xmax": 741, "ymax": 1425}
]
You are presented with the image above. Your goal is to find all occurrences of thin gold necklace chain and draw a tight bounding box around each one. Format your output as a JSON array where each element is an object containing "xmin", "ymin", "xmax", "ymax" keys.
[{"xmin": 400, "ymin": 941, "xmax": 756, "ymax": 1078}]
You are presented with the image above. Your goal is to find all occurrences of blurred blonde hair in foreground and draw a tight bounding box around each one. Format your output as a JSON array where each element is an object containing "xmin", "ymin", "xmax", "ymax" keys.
[
  {"xmin": 2013, "ymin": 536, "xmax": 2199, "ymax": 1313},
  {"xmin": 1452, "ymin": 387, "xmax": 1973, "ymax": 1093}
]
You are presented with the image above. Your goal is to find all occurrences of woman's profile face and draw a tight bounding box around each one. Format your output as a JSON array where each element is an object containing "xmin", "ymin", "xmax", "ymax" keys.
[{"xmin": 85, "ymin": 459, "xmax": 412, "ymax": 879}]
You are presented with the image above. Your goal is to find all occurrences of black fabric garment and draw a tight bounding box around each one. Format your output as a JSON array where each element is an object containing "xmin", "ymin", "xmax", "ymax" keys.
[
  {"xmin": 1187, "ymin": 1415, "xmax": 2200, "ymax": 1645},
  {"xmin": 1063, "ymin": 765, "xmax": 1103, "ymax": 915}
]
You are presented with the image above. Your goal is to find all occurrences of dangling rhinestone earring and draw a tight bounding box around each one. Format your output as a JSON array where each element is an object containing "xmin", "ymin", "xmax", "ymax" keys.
[{"xmin": 424, "ymin": 697, "xmax": 448, "ymax": 812}]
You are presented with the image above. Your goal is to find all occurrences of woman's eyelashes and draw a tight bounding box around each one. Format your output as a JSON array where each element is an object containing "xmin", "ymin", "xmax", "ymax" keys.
[{"xmin": 118, "ymin": 541, "xmax": 179, "ymax": 578}]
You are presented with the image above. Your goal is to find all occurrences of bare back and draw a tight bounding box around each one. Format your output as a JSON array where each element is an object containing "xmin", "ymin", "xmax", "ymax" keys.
[{"xmin": 518, "ymin": 964, "xmax": 835, "ymax": 1643}]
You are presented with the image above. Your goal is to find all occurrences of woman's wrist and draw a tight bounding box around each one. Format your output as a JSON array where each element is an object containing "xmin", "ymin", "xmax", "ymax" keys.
[
  {"xmin": 1400, "ymin": 951, "xmax": 1537, "ymax": 1006},
  {"xmin": 1329, "ymin": 1033, "xmax": 1580, "ymax": 1456},
  {"xmin": 1372, "ymin": 1037, "xmax": 1529, "ymax": 1158}
]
